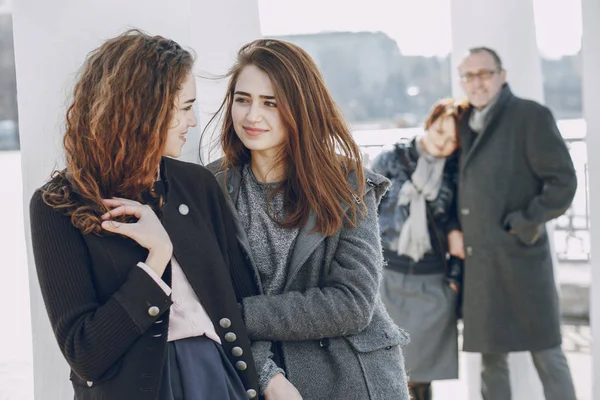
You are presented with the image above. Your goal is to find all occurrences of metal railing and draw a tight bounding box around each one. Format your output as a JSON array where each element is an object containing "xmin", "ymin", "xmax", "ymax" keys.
[{"xmin": 554, "ymin": 137, "xmax": 590, "ymax": 263}]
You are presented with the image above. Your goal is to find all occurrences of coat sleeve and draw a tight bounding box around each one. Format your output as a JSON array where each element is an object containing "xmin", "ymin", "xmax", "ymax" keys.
[
  {"xmin": 369, "ymin": 150, "xmax": 389, "ymax": 178},
  {"xmin": 250, "ymin": 341, "xmax": 285, "ymax": 394},
  {"xmin": 435, "ymin": 154, "xmax": 461, "ymax": 234},
  {"xmin": 241, "ymin": 188, "xmax": 384, "ymax": 341},
  {"xmin": 29, "ymin": 190, "xmax": 172, "ymax": 381},
  {"xmin": 503, "ymin": 106, "xmax": 577, "ymax": 244}
]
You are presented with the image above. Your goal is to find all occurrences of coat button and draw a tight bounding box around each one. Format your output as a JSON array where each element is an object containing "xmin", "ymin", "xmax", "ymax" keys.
[
  {"xmin": 235, "ymin": 361, "xmax": 247, "ymax": 371},
  {"xmin": 224, "ymin": 332, "xmax": 237, "ymax": 342},
  {"xmin": 461, "ymin": 208, "xmax": 470, "ymax": 215},
  {"xmin": 148, "ymin": 306, "xmax": 160, "ymax": 317},
  {"xmin": 247, "ymin": 389, "xmax": 257, "ymax": 399},
  {"xmin": 466, "ymin": 246, "xmax": 473, "ymax": 256},
  {"xmin": 219, "ymin": 318, "xmax": 231, "ymax": 329},
  {"xmin": 86, "ymin": 381, "xmax": 93, "ymax": 387},
  {"xmin": 319, "ymin": 338, "xmax": 330, "ymax": 348},
  {"xmin": 178, "ymin": 204, "xmax": 189, "ymax": 215},
  {"xmin": 231, "ymin": 346, "xmax": 243, "ymax": 357},
  {"xmin": 227, "ymin": 184, "xmax": 234, "ymax": 194}
]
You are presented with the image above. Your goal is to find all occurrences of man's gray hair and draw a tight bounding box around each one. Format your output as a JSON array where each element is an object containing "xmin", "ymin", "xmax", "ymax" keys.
[{"xmin": 466, "ymin": 47, "xmax": 503, "ymax": 71}]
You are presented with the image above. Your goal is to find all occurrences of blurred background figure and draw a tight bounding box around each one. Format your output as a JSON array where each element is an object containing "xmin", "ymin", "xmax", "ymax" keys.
[
  {"xmin": 371, "ymin": 98, "xmax": 466, "ymax": 400},
  {"xmin": 455, "ymin": 47, "xmax": 577, "ymax": 400}
]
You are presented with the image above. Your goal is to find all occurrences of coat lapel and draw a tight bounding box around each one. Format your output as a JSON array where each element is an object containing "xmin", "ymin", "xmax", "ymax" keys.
[
  {"xmin": 160, "ymin": 175, "xmax": 232, "ymax": 321},
  {"xmin": 458, "ymin": 109, "xmax": 475, "ymax": 156},
  {"xmin": 285, "ymin": 210, "xmax": 326, "ymax": 289},
  {"xmin": 461, "ymin": 85, "xmax": 514, "ymax": 171},
  {"xmin": 215, "ymin": 164, "xmax": 337, "ymax": 290},
  {"xmin": 213, "ymin": 163, "xmax": 386, "ymax": 291},
  {"xmin": 214, "ymin": 166, "xmax": 265, "ymax": 293}
]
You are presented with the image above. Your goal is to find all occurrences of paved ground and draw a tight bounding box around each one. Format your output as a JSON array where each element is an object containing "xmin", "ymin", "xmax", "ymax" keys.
[
  {"xmin": 0, "ymin": 151, "xmax": 592, "ymax": 399},
  {"xmin": 432, "ymin": 322, "xmax": 592, "ymax": 400}
]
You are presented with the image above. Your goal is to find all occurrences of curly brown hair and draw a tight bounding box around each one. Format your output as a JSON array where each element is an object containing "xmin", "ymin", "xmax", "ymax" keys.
[
  {"xmin": 42, "ymin": 29, "xmax": 194, "ymax": 235},
  {"xmin": 204, "ymin": 39, "xmax": 365, "ymax": 237}
]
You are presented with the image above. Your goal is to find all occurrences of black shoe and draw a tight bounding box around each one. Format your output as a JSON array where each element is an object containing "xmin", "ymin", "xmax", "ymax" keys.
[{"xmin": 409, "ymin": 383, "xmax": 432, "ymax": 400}]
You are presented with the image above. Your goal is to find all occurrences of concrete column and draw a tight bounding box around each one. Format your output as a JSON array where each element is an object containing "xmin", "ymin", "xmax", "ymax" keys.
[
  {"xmin": 12, "ymin": 1, "xmax": 261, "ymax": 397},
  {"xmin": 450, "ymin": 0, "xmax": 546, "ymax": 399},
  {"xmin": 581, "ymin": 0, "xmax": 600, "ymax": 397}
]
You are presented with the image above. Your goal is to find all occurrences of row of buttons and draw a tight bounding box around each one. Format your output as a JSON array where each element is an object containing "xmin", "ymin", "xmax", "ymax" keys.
[
  {"xmin": 178, "ymin": 203, "xmax": 253, "ymax": 383},
  {"xmin": 141, "ymin": 204, "xmax": 256, "ymax": 399},
  {"xmin": 219, "ymin": 318, "xmax": 256, "ymax": 399},
  {"xmin": 461, "ymin": 208, "xmax": 473, "ymax": 256},
  {"xmin": 179, "ymin": 201, "xmax": 256, "ymax": 398}
]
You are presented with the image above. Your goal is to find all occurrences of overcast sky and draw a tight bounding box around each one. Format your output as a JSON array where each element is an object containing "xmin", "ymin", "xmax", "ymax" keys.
[{"xmin": 258, "ymin": 0, "xmax": 582, "ymax": 58}]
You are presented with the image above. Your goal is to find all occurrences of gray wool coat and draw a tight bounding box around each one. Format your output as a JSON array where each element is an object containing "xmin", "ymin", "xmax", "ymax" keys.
[
  {"xmin": 457, "ymin": 84, "xmax": 577, "ymax": 353},
  {"xmin": 209, "ymin": 160, "xmax": 410, "ymax": 400}
]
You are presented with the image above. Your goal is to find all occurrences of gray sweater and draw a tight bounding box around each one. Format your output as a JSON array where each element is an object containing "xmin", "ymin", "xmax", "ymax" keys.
[
  {"xmin": 237, "ymin": 165, "xmax": 299, "ymax": 295},
  {"xmin": 236, "ymin": 165, "xmax": 299, "ymax": 388}
]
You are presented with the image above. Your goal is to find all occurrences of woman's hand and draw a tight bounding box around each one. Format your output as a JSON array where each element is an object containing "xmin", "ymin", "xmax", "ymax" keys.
[
  {"xmin": 101, "ymin": 198, "xmax": 172, "ymax": 276},
  {"xmin": 264, "ymin": 374, "xmax": 303, "ymax": 400},
  {"xmin": 447, "ymin": 230, "xmax": 465, "ymax": 259}
]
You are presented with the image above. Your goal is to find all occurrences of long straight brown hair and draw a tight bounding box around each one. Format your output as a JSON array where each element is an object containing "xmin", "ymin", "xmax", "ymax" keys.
[
  {"xmin": 43, "ymin": 29, "xmax": 194, "ymax": 235},
  {"xmin": 204, "ymin": 39, "xmax": 365, "ymax": 236}
]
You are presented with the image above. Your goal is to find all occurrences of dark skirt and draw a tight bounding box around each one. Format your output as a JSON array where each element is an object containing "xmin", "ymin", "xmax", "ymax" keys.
[{"xmin": 159, "ymin": 336, "xmax": 247, "ymax": 400}]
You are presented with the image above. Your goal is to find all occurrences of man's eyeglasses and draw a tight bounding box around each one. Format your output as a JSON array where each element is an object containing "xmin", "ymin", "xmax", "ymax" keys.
[{"xmin": 460, "ymin": 69, "xmax": 499, "ymax": 83}]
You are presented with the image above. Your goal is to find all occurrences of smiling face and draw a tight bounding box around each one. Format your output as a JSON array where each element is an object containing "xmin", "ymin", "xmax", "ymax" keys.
[
  {"xmin": 163, "ymin": 72, "xmax": 197, "ymax": 158},
  {"xmin": 230, "ymin": 65, "xmax": 287, "ymax": 158},
  {"xmin": 459, "ymin": 50, "xmax": 506, "ymax": 109},
  {"xmin": 421, "ymin": 115, "xmax": 458, "ymax": 158}
]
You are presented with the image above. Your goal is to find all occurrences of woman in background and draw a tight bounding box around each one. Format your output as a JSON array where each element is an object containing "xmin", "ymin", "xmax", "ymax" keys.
[{"xmin": 371, "ymin": 98, "xmax": 466, "ymax": 400}]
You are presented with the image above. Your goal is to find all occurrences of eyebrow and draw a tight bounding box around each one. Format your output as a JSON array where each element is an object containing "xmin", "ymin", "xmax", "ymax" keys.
[
  {"xmin": 184, "ymin": 98, "xmax": 196, "ymax": 104},
  {"xmin": 234, "ymin": 91, "xmax": 276, "ymax": 100}
]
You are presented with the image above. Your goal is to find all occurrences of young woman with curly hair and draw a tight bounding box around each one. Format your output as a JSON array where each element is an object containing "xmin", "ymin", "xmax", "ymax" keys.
[{"xmin": 29, "ymin": 30, "xmax": 259, "ymax": 400}]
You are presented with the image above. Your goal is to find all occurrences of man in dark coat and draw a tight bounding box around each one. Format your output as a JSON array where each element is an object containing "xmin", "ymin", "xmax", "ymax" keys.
[{"xmin": 456, "ymin": 47, "xmax": 578, "ymax": 400}]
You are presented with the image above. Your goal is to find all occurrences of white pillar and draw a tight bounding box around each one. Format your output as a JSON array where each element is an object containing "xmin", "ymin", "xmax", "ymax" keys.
[
  {"xmin": 581, "ymin": 0, "xmax": 600, "ymax": 398},
  {"xmin": 450, "ymin": 0, "xmax": 546, "ymax": 399},
  {"xmin": 12, "ymin": 1, "xmax": 261, "ymax": 397}
]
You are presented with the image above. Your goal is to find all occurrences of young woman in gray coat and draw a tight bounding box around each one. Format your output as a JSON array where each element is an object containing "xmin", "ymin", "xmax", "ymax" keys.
[
  {"xmin": 205, "ymin": 39, "xmax": 410, "ymax": 400},
  {"xmin": 371, "ymin": 99, "xmax": 467, "ymax": 400}
]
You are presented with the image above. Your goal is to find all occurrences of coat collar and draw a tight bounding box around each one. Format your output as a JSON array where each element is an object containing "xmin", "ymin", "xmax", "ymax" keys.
[
  {"xmin": 142, "ymin": 157, "xmax": 171, "ymax": 209},
  {"xmin": 460, "ymin": 84, "xmax": 514, "ymax": 169},
  {"xmin": 209, "ymin": 161, "xmax": 264, "ymax": 292},
  {"xmin": 210, "ymin": 159, "xmax": 390, "ymax": 290}
]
